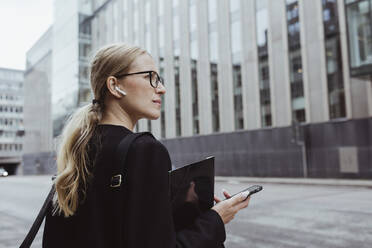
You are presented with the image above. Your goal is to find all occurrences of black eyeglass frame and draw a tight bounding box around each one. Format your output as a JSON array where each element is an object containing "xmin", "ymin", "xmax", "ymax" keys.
[{"xmin": 114, "ymin": 70, "xmax": 164, "ymax": 88}]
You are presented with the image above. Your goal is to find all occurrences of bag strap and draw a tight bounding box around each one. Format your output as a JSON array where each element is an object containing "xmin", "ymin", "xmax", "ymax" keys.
[
  {"xmin": 20, "ymin": 179, "xmax": 56, "ymax": 248},
  {"xmin": 111, "ymin": 131, "xmax": 154, "ymax": 247},
  {"xmin": 110, "ymin": 132, "xmax": 153, "ymax": 188}
]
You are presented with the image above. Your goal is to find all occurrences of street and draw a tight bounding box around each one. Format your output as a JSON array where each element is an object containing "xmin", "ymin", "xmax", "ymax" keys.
[{"xmin": 1, "ymin": 176, "xmax": 372, "ymax": 248}]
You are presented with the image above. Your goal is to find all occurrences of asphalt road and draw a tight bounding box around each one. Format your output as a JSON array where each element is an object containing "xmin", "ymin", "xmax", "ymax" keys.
[{"xmin": 1, "ymin": 176, "xmax": 371, "ymax": 248}]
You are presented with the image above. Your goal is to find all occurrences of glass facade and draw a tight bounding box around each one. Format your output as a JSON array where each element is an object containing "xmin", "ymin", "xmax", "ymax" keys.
[
  {"xmin": 133, "ymin": 0, "xmax": 139, "ymax": 45},
  {"xmin": 145, "ymin": 0, "xmax": 151, "ymax": 53},
  {"xmin": 230, "ymin": 0, "xmax": 244, "ymax": 130},
  {"xmin": 113, "ymin": 0, "xmax": 119, "ymax": 42},
  {"xmin": 345, "ymin": 0, "xmax": 372, "ymax": 76},
  {"xmin": 158, "ymin": 1, "xmax": 166, "ymax": 138},
  {"xmin": 173, "ymin": 0, "xmax": 181, "ymax": 136},
  {"xmin": 286, "ymin": 0, "xmax": 305, "ymax": 122},
  {"xmin": 322, "ymin": 0, "xmax": 346, "ymax": 119},
  {"xmin": 123, "ymin": 0, "xmax": 129, "ymax": 40},
  {"xmin": 56, "ymin": 0, "xmax": 372, "ymax": 139},
  {"xmin": 174, "ymin": 60, "xmax": 181, "ymax": 136},
  {"xmin": 256, "ymin": 0, "xmax": 272, "ymax": 127},
  {"xmin": 0, "ymin": 69, "xmax": 24, "ymax": 156},
  {"xmin": 208, "ymin": 0, "xmax": 220, "ymax": 132},
  {"xmin": 78, "ymin": 14, "xmax": 92, "ymax": 106},
  {"xmin": 145, "ymin": 0, "xmax": 152, "ymax": 132},
  {"xmin": 190, "ymin": 0, "xmax": 199, "ymax": 134}
]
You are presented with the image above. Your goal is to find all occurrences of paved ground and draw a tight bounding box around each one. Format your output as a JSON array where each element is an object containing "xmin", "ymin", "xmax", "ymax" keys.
[{"xmin": 1, "ymin": 176, "xmax": 372, "ymax": 248}]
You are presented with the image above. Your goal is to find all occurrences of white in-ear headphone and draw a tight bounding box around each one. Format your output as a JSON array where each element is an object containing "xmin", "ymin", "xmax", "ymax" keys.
[{"xmin": 115, "ymin": 86, "xmax": 127, "ymax": 96}]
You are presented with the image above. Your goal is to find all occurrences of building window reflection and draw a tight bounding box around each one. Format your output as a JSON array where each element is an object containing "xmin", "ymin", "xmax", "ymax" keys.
[
  {"xmin": 230, "ymin": 0, "xmax": 244, "ymax": 130},
  {"xmin": 78, "ymin": 14, "xmax": 92, "ymax": 107},
  {"xmin": 208, "ymin": 0, "xmax": 220, "ymax": 132},
  {"xmin": 133, "ymin": 2, "xmax": 139, "ymax": 45},
  {"xmin": 322, "ymin": 0, "xmax": 346, "ymax": 119},
  {"xmin": 345, "ymin": 0, "xmax": 372, "ymax": 76},
  {"xmin": 145, "ymin": 0, "xmax": 152, "ymax": 132},
  {"xmin": 173, "ymin": 0, "xmax": 181, "ymax": 136},
  {"xmin": 286, "ymin": 0, "xmax": 305, "ymax": 122},
  {"xmin": 174, "ymin": 59, "xmax": 181, "ymax": 136},
  {"xmin": 145, "ymin": 0, "xmax": 151, "ymax": 53},
  {"xmin": 158, "ymin": 1, "xmax": 166, "ymax": 138},
  {"xmin": 190, "ymin": 0, "xmax": 199, "ymax": 134},
  {"xmin": 256, "ymin": 0, "xmax": 272, "ymax": 127}
]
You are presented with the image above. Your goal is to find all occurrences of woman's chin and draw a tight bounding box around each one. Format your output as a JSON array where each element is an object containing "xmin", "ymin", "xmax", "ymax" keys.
[{"xmin": 146, "ymin": 111, "xmax": 161, "ymax": 120}]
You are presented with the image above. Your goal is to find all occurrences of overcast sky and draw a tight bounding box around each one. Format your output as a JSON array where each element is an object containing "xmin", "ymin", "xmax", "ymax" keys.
[{"xmin": 0, "ymin": 0, "xmax": 53, "ymax": 70}]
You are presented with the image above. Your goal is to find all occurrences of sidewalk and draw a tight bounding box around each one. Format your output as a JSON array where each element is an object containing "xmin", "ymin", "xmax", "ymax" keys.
[
  {"xmin": 215, "ymin": 176, "xmax": 372, "ymax": 188},
  {"xmin": 4, "ymin": 174, "xmax": 372, "ymax": 188}
]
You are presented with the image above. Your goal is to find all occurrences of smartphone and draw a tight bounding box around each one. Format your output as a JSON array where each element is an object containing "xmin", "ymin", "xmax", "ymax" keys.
[{"xmin": 224, "ymin": 185, "xmax": 263, "ymax": 201}]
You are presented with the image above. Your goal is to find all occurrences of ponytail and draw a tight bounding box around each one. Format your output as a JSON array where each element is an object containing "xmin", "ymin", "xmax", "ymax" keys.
[{"xmin": 53, "ymin": 103, "xmax": 101, "ymax": 217}]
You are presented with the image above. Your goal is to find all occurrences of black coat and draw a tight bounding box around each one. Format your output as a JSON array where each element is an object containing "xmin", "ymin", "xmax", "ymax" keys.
[{"xmin": 42, "ymin": 124, "xmax": 226, "ymax": 247}]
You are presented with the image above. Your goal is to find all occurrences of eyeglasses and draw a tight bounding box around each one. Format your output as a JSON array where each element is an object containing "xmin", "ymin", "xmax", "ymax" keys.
[{"xmin": 115, "ymin": 70, "xmax": 164, "ymax": 88}]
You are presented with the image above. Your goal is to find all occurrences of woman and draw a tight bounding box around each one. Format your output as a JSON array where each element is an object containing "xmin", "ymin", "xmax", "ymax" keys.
[{"xmin": 42, "ymin": 43, "xmax": 251, "ymax": 247}]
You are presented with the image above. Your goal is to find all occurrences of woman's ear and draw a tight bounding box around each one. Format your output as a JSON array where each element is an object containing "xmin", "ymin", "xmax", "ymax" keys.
[{"xmin": 106, "ymin": 76, "xmax": 123, "ymax": 98}]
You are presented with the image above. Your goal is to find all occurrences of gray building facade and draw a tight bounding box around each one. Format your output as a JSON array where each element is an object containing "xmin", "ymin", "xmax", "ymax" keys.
[
  {"xmin": 0, "ymin": 68, "xmax": 24, "ymax": 175},
  {"xmin": 23, "ymin": 27, "xmax": 54, "ymax": 175},
  {"xmin": 84, "ymin": 0, "xmax": 371, "ymax": 178},
  {"xmin": 52, "ymin": 0, "xmax": 93, "ymax": 137},
  {"xmin": 89, "ymin": 0, "xmax": 371, "ymax": 136},
  {"xmin": 25, "ymin": 0, "xmax": 372, "ymax": 178}
]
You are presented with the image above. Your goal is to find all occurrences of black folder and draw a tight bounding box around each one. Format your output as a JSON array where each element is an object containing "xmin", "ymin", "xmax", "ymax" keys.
[{"xmin": 168, "ymin": 156, "xmax": 215, "ymax": 230}]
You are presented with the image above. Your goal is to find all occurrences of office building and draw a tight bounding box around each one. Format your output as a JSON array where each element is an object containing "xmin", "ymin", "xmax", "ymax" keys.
[
  {"xmin": 0, "ymin": 68, "xmax": 24, "ymax": 175},
  {"xmin": 27, "ymin": 0, "xmax": 372, "ymax": 178},
  {"xmin": 23, "ymin": 27, "xmax": 54, "ymax": 175}
]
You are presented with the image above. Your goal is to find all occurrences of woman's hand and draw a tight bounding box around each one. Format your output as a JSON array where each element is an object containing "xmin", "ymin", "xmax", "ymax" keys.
[{"xmin": 211, "ymin": 189, "xmax": 250, "ymax": 224}]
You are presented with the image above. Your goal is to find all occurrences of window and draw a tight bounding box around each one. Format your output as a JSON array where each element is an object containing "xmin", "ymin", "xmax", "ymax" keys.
[
  {"xmin": 159, "ymin": 61, "xmax": 165, "ymax": 138},
  {"xmin": 346, "ymin": 0, "xmax": 372, "ymax": 75},
  {"xmin": 147, "ymin": 119, "xmax": 152, "ymax": 133},
  {"xmin": 174, "ymin": 60, "xmax": 181, "ymax": 136},
  {"xmin": 173, "ymin": 0, "xmax": 181, "ymax": 136},
  {"xmin": 287, "ymin": 0, "xmax": 305, "ymax": 122},
  {"xmin": 158, "ymin": 0, "xmax": 164, "ymax": 16},
  {"xmin": 158, "ymin": 1, "xmax": 166, "ymax": 137},
  {"xmin": 190, "ymin": 0, "xmax": 199, "ymax": 134},
  {"xmin": 133, "ymin": 9, "xmax": 139, "ymax": 45},
  {"xmin": 208, "ymin": 0, "xmax": 217, "ymax": 23},
  {"xmin": 323, "ymin": 0, "xmax": 346, "ymax": 118},
  {"xmin": 208, "ymin": 0, "xmax": 220, "ymax": 132},
  {"xmin": 230, "ymin": 0, "xmax": 243, "ymax": 130},
  {"xmin": 256, "ymin": 0, "xmax": 272, "ymax": 127},
  {"xmin": 158, "ymin": 1, "xmax": 165, "ymax": 58},
  {"xmin": 230, "ymin": 0, "xmax": 240, "ymax": 13},
  {"xmin": 145, "ymin": 0, "xmax": 151, "ymax": 52}
]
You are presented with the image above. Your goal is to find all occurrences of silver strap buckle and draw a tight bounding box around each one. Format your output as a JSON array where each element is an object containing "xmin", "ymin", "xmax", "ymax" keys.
[{"xmin": 110, "ymin": 174, "xmax": 122, "ymax": 188}]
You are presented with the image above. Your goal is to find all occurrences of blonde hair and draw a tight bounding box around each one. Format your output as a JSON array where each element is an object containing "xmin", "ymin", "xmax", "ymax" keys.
[{"xmin": 53, "ymin": 43, "xmax": 146, "ymax": 217}]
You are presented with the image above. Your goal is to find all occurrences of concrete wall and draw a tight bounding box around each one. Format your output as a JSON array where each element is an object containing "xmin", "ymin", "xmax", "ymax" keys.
[
  {"xmin": 24, "ymin": 28, "xmax": 53, "ymax": 155},
  {"xmin": 162, "ymin": 117, "xmax": 372, "ymax": 179},
  {"xmin": 23, "ymin": 56, "xmax": 53, "ymax": 154},
  {"xmin": 22, "ymin": 151, "xmax": 56, "ymax": 175}
]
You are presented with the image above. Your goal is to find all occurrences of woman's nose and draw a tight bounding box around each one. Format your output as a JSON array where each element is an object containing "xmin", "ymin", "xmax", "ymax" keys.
[{"xmin": 156, "ymin": 83, "xmax": 166, "ymax": 94}]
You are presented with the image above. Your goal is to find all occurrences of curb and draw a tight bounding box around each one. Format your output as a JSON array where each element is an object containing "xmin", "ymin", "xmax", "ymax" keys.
[
  {"xmin": 215, "ymin": 176, "xmax": 372, "ymax": 188},
  {"xmin": 4, "ymin": 175, "xmax": 372, "ymax": 188}
]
